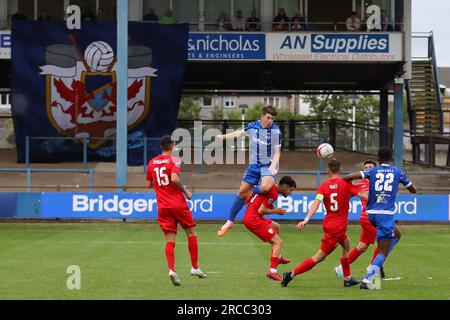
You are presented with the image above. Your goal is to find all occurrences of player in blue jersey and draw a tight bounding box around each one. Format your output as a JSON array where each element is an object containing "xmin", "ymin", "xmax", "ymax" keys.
[
  {"xmin": 216, "ymin": 106, "xmax": 282, "ymax": 237},
  {"xmin": 343, "ymin": 147, "xmax": 416, "ymax": 289}
]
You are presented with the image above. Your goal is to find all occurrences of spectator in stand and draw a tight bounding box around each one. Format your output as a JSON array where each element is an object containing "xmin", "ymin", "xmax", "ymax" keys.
[
  {"xmin": 82, "ymin": 6, "xmax": 95, "ymax": 21},
  {"xmin": 346, "ymin": 11, "xmax": 361, "ymax": 31},
  {"xmin": 96, "ymin": 7, "xmax": 106, "ymax": 21},
  {"xmin": 216, "ymin": 11, "xmax": 230, "ymax": 31},
  {"xmin": 272, "ymin": 8, "xmax": 290, "ymax": 31},
  {"xmin": 12, "ymin": 11, "xmax": 27, "ymax": 20},
  {"xmin": 246, "ymin": 10, "xmax": 261, "ymax": 31},
  {"xmin": 143, "ymin": 8, "xmax": 159, "ymax": 22},
  {"xmin": 290, "ymin": 11, "xmax": 306, "ymax": 31},
  {"xmin": 232, "ymin": 10, "xmax": 245, "ymax": 31},
  {"xmin": 37, "ymin": 10, "xmax": 51, "ymax": 21},
  {"xmin": 381, "ymin": 9, "xmax": 393, "ymax": 31},
  {"xmin": 160, "ymin": 8, "xmax": 175, "ymax": 24}
]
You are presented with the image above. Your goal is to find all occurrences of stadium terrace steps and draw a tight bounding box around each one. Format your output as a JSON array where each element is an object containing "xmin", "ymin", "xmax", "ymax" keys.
[{"xmin": 408, "ymin": 60, "xmax": 443, "ymax": 135}]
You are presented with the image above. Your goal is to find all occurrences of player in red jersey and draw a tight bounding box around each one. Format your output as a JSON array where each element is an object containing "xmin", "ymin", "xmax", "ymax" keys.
[
  {"xmin": 333, "ymin": 160, "xmax": 387, "ymax": 277},
  {"xmin": 281, "ymin": 159, "xmax": 368, "ymax": 288},
  {"xmin": 146, "ymin": 135, "xmax": 206, "ymax": 286},
  {"xmin": 243, "ymin": 176, "xmax": 297, "ymax": 281}
]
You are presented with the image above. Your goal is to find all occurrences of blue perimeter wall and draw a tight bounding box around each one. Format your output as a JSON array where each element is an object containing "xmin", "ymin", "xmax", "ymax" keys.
[{"xmin": 0, "ymin": 192, "xmax": 449, "ymax": 222}]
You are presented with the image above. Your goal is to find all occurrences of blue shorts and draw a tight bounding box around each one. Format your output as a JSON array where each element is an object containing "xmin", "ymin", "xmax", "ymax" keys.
[
  {"xmin": 242, "ymin": 164, "xmax": 276, "ymax": 186},
  {"xmin": 368, "ymin": 214, "xmax": 396, "ymax": 241}
]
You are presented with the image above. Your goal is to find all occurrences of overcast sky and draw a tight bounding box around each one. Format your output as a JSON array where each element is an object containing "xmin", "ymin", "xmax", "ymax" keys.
[{"xmin": 412, "ymin": 0, "xmax": 450, "ymax": 66}]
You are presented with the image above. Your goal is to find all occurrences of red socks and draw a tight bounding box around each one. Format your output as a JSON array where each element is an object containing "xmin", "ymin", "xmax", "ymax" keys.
[
  {"xmin": 293, "ymin": 257, "xmax": 316, "ymax": 276},
  {"xmin": 165, "ymin": 241, "xmax": 175, "ymax": 272},
  {"xmin": 372, "ymin": 247, "xmax": 379, "ymax": 264},
  {"xmin": 340, "ymin": 257, "xmax": 351, "ymax": 278},
  {"xmin": 348, "ymin": 248, "xmax": 363, "ymax": 264},
  {"xmin": 188, "ymin": 235, "xmax": 199, "ymax": 269},
  {"xmin": 270, "ymin": 256, "xmax": 280, "ymax": 269}
]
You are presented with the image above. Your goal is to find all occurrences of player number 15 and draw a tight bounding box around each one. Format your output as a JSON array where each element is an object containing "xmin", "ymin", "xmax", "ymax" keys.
[{"xmin": 154, "ymin": 167, "xmax": 169, "ymax": 186}]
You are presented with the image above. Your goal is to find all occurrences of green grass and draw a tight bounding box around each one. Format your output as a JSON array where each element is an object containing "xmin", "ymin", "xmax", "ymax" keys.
[{"xmin": 0, "ymin": 222, "xmax": 450, "ymax": 300}]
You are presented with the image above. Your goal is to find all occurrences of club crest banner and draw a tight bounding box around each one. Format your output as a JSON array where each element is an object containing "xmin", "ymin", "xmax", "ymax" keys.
[{"xmin": 11, "ymin": 21, "xmax": 188, "ymax": 164}]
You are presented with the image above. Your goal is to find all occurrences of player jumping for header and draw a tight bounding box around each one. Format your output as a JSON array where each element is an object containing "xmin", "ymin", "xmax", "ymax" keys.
[
  {"xmin": 342, "ymin": 147, "xmax": 416, "ymax": 289},
  {"xmin": 281, "ymin": 159, "xmax": 368, "ymax": 288},
  {"xmin": 146, "ymin": 135, "xmax": 206, "ymax": 286},
  {"xmin": 243, "ymin": 176, "xmax": 297, "ymax": 281},
  {"xmin": 216, "ymin": 106, "xmax": 282, "ymax": 237}
]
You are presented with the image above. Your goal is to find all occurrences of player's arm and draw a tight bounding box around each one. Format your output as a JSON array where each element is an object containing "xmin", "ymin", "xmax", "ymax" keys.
[
  {"xmin": 357, "ymin": 190, "xmax": 368, "ymax": 201},
  {"xmin": 407, "ymin": 184, "xmax": 417, "ymax": 194},
  {"xmin": 258, "ymin": 204, "xmax": 286, "ymax": 215},
  {"xmin": 268, "ymin": 146, "xmax": 281, "ymax": 175},
  {"xmin": 216, "ymin": 129, "xmax": 245, "ymax": 141},
  {"xmin": 401, "ymin": 171, "xmax": 417, "ymax": 194},
  {"xmin": 343, "ymin": 171, "xmax": 364, "ymax": 182},
  {"xmin": 146, "ymin": 179, "xmax": 153, "ymax": 189},
  {"xmin": 171, "ymin": 172, "xmax": 192, "ymax": 200},
  {"xmin": 297, "ymin": 195, "xmax": 322, "ymax": 231}
]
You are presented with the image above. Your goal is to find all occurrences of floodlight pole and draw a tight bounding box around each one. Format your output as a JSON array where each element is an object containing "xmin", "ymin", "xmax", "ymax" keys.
[{"xmin": 116, "ymin": 0, "xmax": 128, "ymax": 189}]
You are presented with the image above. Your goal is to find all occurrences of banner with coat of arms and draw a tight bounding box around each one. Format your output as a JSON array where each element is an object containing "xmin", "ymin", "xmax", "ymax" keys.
[{"xmin": 11, "ymin": 21, "xmax": 188, "ymax": 165}]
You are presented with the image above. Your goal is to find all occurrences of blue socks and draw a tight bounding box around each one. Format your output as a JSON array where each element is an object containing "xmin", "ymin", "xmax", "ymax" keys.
[
  {"xmin": 228, "ymin": 195, "xmax": 245, "ymax": 222},
  {"xmin": 252, "ymin": 185, "xmax": 262, "ymax": 195},
  {"xmin": 365, "ymin": 253, "xmax": 386, "ymax": 281}
]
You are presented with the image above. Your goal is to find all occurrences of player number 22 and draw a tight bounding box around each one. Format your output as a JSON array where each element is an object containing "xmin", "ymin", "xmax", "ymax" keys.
[
  {"xmin": 154, "ymin": 167, "xmax": 169, "ymax": 186},
  {"xmin": 374, "ymin": 173, "xmax": 394, "ymax": 191}
]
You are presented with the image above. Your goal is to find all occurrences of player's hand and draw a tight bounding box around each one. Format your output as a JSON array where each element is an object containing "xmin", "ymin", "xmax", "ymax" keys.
[
  {"xmin": 297, "ymin": 220, "xmax": 308, "ymax": 231},
  {"xmin": 216, "ymin": 134, "xmax": 224, "ymax": 141},
  {"xmin": 268, "ymin": 166, "xmax": 278, "ymax": 175},
  {"xmin": 185, "ymin": 190, "xmax": 192, "ymax": 200},
  {"xmin": 276, "ymin": 208, "xmax": 287, "ymax": 215}
]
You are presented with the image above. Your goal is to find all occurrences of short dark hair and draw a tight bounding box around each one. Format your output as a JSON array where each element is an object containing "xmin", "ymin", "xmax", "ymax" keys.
[
  {"xmin": 377, "ymin": 147, "xmax": 393, "ymax": 163},
  {"xmin": 364, "ymin": 159, "xmax": 377, "ymax": 167},
  {"xmin": 261, "ymin": 105, "xmax": 277, "ymax": 117},
  {"xmin": 328, "ymin": 159, "xmax": 341, "ymax": 173},
  {"xmin": 351, "ymin": 11, "xmax": 357, "ymax": 15},
  {"xmin": 160, "ymin": 135, "xmax": 175, "ymax": 151},
  {"xmin": 279, "ymin": 176, "xmax": 297, "ymax": 188}
]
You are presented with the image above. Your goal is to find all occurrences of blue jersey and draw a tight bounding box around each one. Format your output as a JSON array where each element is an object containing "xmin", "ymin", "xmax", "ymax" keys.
[
  {"xmin": 244, "ymin": 120, "xmax": 282, "ymax": 166},
  {"xmin": 361, "ymin": 164, "xmax": 412, "ymax": 215}
]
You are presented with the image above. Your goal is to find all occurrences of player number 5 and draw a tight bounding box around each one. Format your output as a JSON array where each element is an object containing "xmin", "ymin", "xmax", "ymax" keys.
[
  {"xmin": 154, "ymin": 167, "xmax": 169, "ymax": 186},
  {"xmin": 330, "ymin": 193, "xmax": 338, "ymax": 211}
]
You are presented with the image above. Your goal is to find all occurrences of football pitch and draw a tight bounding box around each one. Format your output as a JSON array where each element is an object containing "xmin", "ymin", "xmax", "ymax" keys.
[{"xmin": 0, "ymin": 222, "xmax": 449, "ymax": 300}]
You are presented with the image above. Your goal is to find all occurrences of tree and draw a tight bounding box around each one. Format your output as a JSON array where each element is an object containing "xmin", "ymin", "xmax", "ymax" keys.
[
  {"xmin": 211, "ymin": 105, "xmax": 224, "ymax": 120},
  {"xmin": 177, "ymin": 95, "xmax": 202, "ymax": 120}
]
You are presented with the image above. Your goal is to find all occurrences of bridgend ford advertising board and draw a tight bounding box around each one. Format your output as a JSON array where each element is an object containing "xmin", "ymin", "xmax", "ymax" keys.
[{"xmin": 37, "ymin": 192, "xmax": 449, "ymax": 221}]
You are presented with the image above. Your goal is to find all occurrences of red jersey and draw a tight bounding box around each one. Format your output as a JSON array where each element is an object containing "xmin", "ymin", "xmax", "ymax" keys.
[
  {"xmin": 244, "ymin": 186, "xmax": 279, "ymax": 220},
  {"xmin": 146, "ymin": 154, "xmax": 187, "ymax": 209},
  {"xmin": 316, "ymin": 177, "xmax": 360, "ymax": 231},
  {"xmin": 355, "ymin": 179, "xmax": 370, "ymax": 216}
]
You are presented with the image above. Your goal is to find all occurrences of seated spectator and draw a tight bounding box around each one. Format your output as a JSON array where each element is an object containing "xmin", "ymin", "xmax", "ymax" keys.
[
  {"xmin": 38, "ymin": 11, "xmax": 51, "ymax": 21},
  {"xmin": 216, "ymin": 11, "xmax": 230, "ymax": 31},
  {"xmin": 272, "ymin": 8, "xmax": 289, "ymax": 31},
  {"xmin": 143, "ymin": 8, "xmax": 159, "ymax": 22},
  {"xmin": 82, "ymin": 6, "xmax": 95, "ymax": 21},
  {"xmin": 346, "ymin": 11, "xmax": 361, "ymax": 31},
  {"xmin": 96, "ymin": 7, "xmax": 106, "ymax": 21},
  {"xmin": 12, "ymin": 11, "xmax": 27, "ymax": 20},
  {"xmin": 160, "ymin": 8, "xmax": 175, "ymax": 24},
  {"xmin": 381, "ymin": 9, "xmax": 393, "ymax": 31},
  {"xmin": 245, "ymin": 10, "xmax": 260, "ymax": 31},
  {"xmin": 290, "ymin": 11, "xmax": 306, "ymax": 31},
  {"xmin": 231, "ymin": 10, "xmax": 245, "ymax": 31}
]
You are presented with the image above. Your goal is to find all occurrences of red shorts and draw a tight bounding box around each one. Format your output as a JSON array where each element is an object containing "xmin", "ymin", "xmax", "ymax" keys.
[
  {"xmin": 360, "ymin": 214, "xmax": 376, "ymax": 245},
  {"xmin": 320, "ymin": 228, "xmax": 348, "ymax": 255},
  {"xmin": 244, "ymin": 215, "xmax": 277, "ymax": 242},
  {"xmin": 158, "ymin": 206, "xmax": 196, "ymax": 235}
]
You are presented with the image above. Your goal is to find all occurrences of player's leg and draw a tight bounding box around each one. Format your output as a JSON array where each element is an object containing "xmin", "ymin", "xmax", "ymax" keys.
[
  {"xmin": 339, "ymin": 237, "xmax": 360, "ymax": 287},
  {"xmin": 281, "ymin": 249, "xmax": 328, "ymax": 287},
  {"xmin": 217, "ymin": 178, "xmax": 254, "ymax": 237},
  {"xmin": 335, "ymin": 241, "xmax": 370, "ymax": 277},
  {"xmin": 269, "ymin": 221, "xmax": 290, "ymax": 264},
  {"xmin": 267, "ymin": 234, "xmax": 283, "ymax": 281},
  {"xmin": 252, "ymin": 166, "xmax": 276, "ymax": 195},
  {"xmin": 184, "ymin": 226, "xmax": 207, "ymax": 278},
  {"xmin": 164, "ymin": 232, "xmax": 181, "ymax": 286},
  {"xmin": 361, "ymin": 214, "xmax": 394, "ymax": 289}
]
